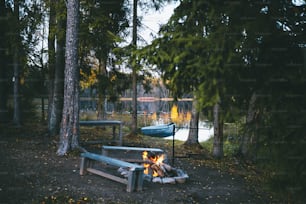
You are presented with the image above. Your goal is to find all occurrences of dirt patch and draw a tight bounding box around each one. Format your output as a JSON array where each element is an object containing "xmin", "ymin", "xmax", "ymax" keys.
[{"xmin": 0, "ymin": 125, "xmax": 274, "ymax": 204}]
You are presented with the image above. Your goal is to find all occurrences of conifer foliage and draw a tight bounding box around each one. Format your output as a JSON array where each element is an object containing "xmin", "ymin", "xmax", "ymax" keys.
[{"xmin": 141, "ymin": 0, "xmax": 306, "ymax": 199}]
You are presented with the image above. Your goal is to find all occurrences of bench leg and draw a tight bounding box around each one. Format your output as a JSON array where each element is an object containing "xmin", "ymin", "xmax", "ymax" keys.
[
  {"xmin": 126, "ymin": 170, "xmax": 143, "ymax": 192},
  {"xmin": 112, "ymin": 126, "xmax": 116, "ymax": 140},
  {"xmin": 126, "ymin": 170, "xmax": 136, "ymax": 192},
  {"xmin": 80, "ymin": 157, "xmax": 95, "ymax": 175},
  {"xmin": 135, "ymin": 170, "xmax": 144, "ymax": 191},
  {"xmin": 80, "ymin": 157, "xmax": 86, "ymax": 175},
  {"xmin": 102, "ymin": 149, "xmax": 108, "ymax": 156}
]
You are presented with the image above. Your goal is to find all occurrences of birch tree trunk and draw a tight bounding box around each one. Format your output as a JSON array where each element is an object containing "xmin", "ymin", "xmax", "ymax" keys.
[
  {"xmin": 212, "ymin": 103, "xmax": 223, "ymax": 158},
  {"xmin": 57, "ymin": 0, "xmax": 80, "ymax": 156}
]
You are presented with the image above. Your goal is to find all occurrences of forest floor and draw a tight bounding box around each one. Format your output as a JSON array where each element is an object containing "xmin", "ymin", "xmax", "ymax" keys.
[{"xmin": 0, "ymin": 123, "xmax": 280, "ymax": 204}]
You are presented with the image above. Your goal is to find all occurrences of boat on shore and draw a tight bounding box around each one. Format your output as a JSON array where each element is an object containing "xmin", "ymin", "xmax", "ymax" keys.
[{"xmin": 141, "ymin": 123, "xmax": 175, "ymax": 137}]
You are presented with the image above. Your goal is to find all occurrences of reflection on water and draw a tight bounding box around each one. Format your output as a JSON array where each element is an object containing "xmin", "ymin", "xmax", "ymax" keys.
[
  {"xmin": 143, "ymin": 108, "xmax": 214, "ymax": 142},
  {"xmin": 163, "ymin": 121, "xmax": 214, "ymax": 142}
]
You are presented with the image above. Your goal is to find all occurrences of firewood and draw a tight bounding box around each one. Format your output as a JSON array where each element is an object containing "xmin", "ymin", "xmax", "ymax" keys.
[
  {"xmin": 162, "ymin": 163, "xmax": 172, "ymax": 172},
  {"xmin": 151, "ymin": 163, "xmax": 165, "ymax": 177},
  {"xmin": 160, "ymin": 164, "xmax": 166, "ymax": 173}
]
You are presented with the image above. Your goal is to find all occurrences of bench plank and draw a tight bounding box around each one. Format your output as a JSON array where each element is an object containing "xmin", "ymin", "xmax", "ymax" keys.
[
  {"xmin": 102, "ymin": 145, "xmax": 163, "ymax": 152},
  {"xmin": 102, "ymin": 145, "xmax": 164, "ymax": 157},
  {"xmin": 80, "ymin": 120, "xmax": 122, "ymax": 125},
  {"xmin": 86, "ymin": 168, "xmax": 128, "ymax": 185},
  {"xmin": 80, "ymin": 152, "xmax": 144, "ymax": 192},
  {"xmin": 81, "ymin": 152, "xmax": 143, "ymax": 170}
]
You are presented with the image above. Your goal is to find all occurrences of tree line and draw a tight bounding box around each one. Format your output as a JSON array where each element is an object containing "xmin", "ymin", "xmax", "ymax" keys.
[
  {"xmin": 0, "ymin": 0, "xmax": 171, "ymax": 152},
  {"xmin": 0, "ymin": 0, "xmax": 305, "ymax": 201}
]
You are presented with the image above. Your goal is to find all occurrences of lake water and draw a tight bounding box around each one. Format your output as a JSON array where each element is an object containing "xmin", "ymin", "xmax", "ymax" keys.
[{"xmin": 163, "ymin": 122, "xmax": 214, "ymax": 142}]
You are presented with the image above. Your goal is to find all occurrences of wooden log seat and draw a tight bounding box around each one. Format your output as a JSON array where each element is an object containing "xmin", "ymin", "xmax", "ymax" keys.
[{"xmin": 80, "ymin": 152, "xmax": 144, "ymax": 192}]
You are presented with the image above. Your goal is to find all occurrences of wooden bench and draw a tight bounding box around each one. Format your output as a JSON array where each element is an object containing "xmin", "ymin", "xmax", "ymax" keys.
[
  {"xmin": 102, "ymin": 145, "xmax": 167, "ymax": 164},
  {"xmin": 80, "ymin": 120, "xmax": 123, "ymax": 145},
  {"xmin": 80, "ymin": 152, "xmax": 144, "ymax": 192},
  {"xmin": 102, "ymin": 145, "xmax": 164, "ymax": 156}
]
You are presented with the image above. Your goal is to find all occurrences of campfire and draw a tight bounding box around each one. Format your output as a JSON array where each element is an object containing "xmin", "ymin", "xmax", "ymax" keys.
[
  {"xmin": 141, "ymin": 151, "xmax": 188, "ymax": 184},
  {"xmin": 116, "ymin": 148, "xmax": 188, "ymax": 185}
]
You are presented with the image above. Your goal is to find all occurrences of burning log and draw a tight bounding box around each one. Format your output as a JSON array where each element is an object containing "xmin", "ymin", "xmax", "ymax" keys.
[
  {"xmin": 151, "ymin": 163, "xmax": 165, "ymax": 177},
  {"xmin": 162, "ymin": 163, "xmax": 172, "ymax": 172},
  {"xmin": 141, "ymin": 150, "xmax": 188, "ymax": 184}
]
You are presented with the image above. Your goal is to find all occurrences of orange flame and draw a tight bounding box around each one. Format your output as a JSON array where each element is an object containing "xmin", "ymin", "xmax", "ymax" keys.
[
  {"xmin": 142, "ymin": 151, "xmax": 165, "ymax": 177},
  {"xmin": 142, "ymin": 151, "xmax": 150, "ymax": 175}
]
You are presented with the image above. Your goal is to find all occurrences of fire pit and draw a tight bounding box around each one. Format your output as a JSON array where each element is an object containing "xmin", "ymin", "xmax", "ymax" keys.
[
  {"xmin": 141, "ymin": 151, "xmax": 188, "ymax": 184},
  {"xmin": 101, "ymin": 145, "xmax": 188, "ymax": 185}
]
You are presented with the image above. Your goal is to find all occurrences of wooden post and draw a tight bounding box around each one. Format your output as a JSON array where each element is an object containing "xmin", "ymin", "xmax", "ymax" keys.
[
  {"xmin": 80, "ymin": 157, "xmax": 86, "ymax": 175},
  {"xmin": 112, "ymin": 126, "xmax": 116, "ymax": 140},
  {"xmin": 172, "ymin": 124, "xmax": 175, "ymax": 165},
  {"xmin": 119, "ymin": 123, "xmax": 123, "ymax": 145}
]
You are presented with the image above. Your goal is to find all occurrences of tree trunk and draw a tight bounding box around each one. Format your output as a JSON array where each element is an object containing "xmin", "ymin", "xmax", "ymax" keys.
[
  {"xmin": 48, "ymin": 0, "xmax": 57, "ymax": 135},
  {"xmin": 131, "ymin": 0, "xmax": 138, "ymax": 135},
  {"xmin": 57, "ymin": 0, "xmax": 80, "ymax": 156},
  {"xmin": 184, "ymin": 97, "xmax": 200, "ymax": 145},
  {"xmin": 50, "ymin": 10, "xmax": 65, "ymax": 135},
  {"xmin": 97, "ymin": 58, "xmax": 107, "ymax": 120},
  {"xmin": 13, "ymin": 0, "xmax": 21, "ymax": 127},
  {"xmin": 303, "ymin": 47, "xmax": 306, "ymax": 73},
  {"xmin": 239, "ymin": 93, "xmax": 257, "ymax": 159},
  {"xmin": 97, "ymin": 89, "xmax": 105, "ymax": 120},
  {"xmin": 0, "ymin": 0, "xmax": 9, "ymax": 123},
  {"xmin": 212, "ymin": 103, "xmax": 223, "ymax": 159},
  {"xmin": 13, "ymin": 50, "xmax": 21, "ymax": 126}
]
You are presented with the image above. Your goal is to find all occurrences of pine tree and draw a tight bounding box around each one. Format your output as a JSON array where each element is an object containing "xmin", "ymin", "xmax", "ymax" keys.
[{"xmin": 57, "ymin": 0, "xmax": 80, "ymax": 156}]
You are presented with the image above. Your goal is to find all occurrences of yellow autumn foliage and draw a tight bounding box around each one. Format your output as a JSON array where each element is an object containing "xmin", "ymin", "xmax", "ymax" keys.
[
  {"xmin": 80, "ymin": 69, "xmax": 97, "ymax": 89},
  {"xmin": 170, "ymin": 104, "xmax": 179, "ymax": 123}
]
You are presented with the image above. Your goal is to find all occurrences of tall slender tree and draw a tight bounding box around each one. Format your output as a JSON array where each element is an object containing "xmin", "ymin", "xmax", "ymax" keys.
[
  {"xmin": 0, "ymin": 0, "xmax": 10, "ymax": 123},
  {"xmin": 47, "ymin": 0, "xmax": 57, "ymax": 136},
  {"xmin": 131, "ymin": 0, "xmax": 138, "ymax": 135},
  {"xmin": 48, "ymin": 0, "xmax": 66, "ymax": 137},
  {"xmin": 12, "ymin": 0, "xmax": 21, "ymax": 126},
  {"xmin": 57, "ymin": 0, "xmax": 80, "ymax": 155}
]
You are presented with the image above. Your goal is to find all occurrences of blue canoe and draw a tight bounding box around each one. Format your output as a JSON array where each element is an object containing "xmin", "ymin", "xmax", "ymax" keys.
[{"xmin": 141, "ymin": 123, "xmax": 175, "ymax": 137}]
